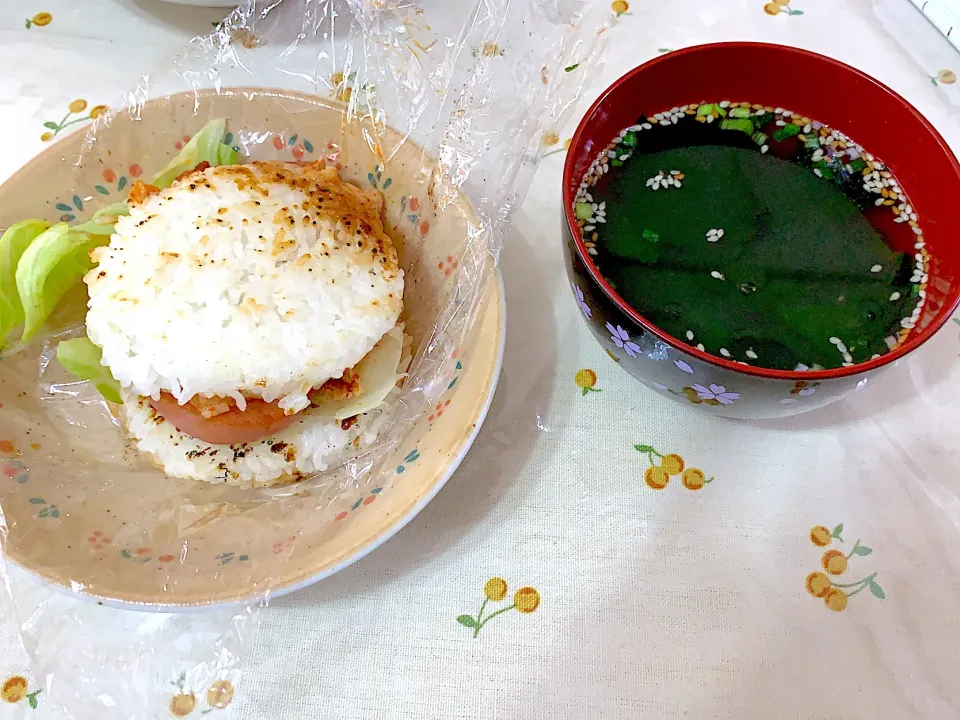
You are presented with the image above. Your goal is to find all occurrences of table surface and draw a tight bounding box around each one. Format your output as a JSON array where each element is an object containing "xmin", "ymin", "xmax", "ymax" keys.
[{"xmin": 2, "ymin": 1, "xmax": 960, "ymax": 718}]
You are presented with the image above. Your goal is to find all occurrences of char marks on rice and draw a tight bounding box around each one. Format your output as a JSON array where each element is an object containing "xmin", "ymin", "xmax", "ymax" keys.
[{"xmin": 85, "ymin": 161, "xmax": 404, "ymax": 415}]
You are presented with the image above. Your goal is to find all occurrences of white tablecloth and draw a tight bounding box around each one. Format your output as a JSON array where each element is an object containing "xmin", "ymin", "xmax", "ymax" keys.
[{"xmin": 1, "ymin": 0, "xmax": 960, "ymax": 718}]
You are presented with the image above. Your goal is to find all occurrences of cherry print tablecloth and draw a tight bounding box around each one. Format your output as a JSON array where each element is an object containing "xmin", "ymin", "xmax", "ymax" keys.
[{"xmin": 2, "ymin": 0, "xmax": 960, "ymax": 718}]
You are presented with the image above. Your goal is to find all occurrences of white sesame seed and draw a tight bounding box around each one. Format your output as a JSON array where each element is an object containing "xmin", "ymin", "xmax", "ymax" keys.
[
  {"xmin": 719, "ymin": 100, "xmax": 730, "ymax": 108},
  {"xmin": 716, "ymin": 229, "xmax": 724, "ymax": 238},
  {"xmin": 686, "ymin": 330, "xmax": 695, "ymax": 340},
  {"xmin": 901, "ymin": 318, "xmax": 914, "ymax": 328},
  {"xmin": 710, "ymin": 270, "xmax": 725, "ymax": 280},
  {"xmin": 696, "ymin": 343, "xmax": 705, "ymax": 351},
  {"xmin": 870, "ymin": 264, "xmax": 882, "ymax": 273},
  {"xmin": 842, "ymin": 362, "xmax": 854, "ymax": 367},
  {"xmin": 884, "ymin": 336, "xmax": 897, "ymax": 350},
  {"xmin": 874, "ymin": 198, "xmax": 885, "ymax": 206},
  {"xmin": 829, "ymin": 337, "xmax": 841, "ymax": 344},
  {"xmin": 889, "ymin": 292, "xmax": 901, "ymax": 301},
  {"xmin": 761, "ymin": 145, "xmax": 769, "ymax": 154},
  {"xmin": 583, "ymin": 225, "xmax": 595, "ymax": 232},
  {"xmin": 837, "ymin": 342, "xmax": 848, "ymax": 353},
  {"xmin": 814, "ymin": 169, "xmax": 823, "ymax": 178},
  {"xmin": 912, "ymin": 227, "xmax": 923, "ymax": 235},
  {"xmin": 915, "ymin": 241, "xmax": 925, "ymax": 249},
  {"xmin": 745, "ymin": 349, "xmax": 758, "ymax": 359},
  {"xmin": 719, "ymin": 348, "xmax": 731, "ymax": 357},
  {"xmin": 871, "ymin": 354, "xmax": 881, "ymax": 359},
  {"xmin": 919, "ymin": 289, "xmax": 926, "ymax": 299},
  {"xmin": 842, "ymin": 352, "xmax": 853, "ymax": 363}
]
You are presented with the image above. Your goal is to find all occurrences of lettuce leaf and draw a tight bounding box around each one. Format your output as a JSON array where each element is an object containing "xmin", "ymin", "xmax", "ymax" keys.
[
  {"xmin": 151, "ymin": 118, "xmax": 229, "ymax": 188},
  {"xmin": 72, "ymin": 201, "xmax": 130, "ymax": 235},
  {"xmin": 15, "ymin": 223, "xmax": 108, "ymax": 342},
  {"xmin": 56, "ymin": 337, "xmax": 122, "ymax": 403},
  {"xmin": 0, "ymin": 219, "xmax": 50, "ymax": 347}
]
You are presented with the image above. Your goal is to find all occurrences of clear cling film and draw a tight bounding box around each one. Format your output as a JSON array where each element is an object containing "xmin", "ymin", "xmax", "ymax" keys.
[{"xmin": 0, "ymin": 0, "xmax": 611, "ymax": 715}]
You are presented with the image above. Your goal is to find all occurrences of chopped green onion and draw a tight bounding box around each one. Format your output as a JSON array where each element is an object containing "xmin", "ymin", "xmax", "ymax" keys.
[
  {"xmin": 772, "ymin": 124, "xmax": 802, "ymax": 142},
  {"xmin": 720, "ymin": 118, "xmax": 754, "ymax": 134}
]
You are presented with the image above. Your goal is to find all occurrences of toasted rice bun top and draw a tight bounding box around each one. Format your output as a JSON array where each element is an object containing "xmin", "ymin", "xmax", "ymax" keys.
[{"xmin": 85, "ymin": 162, "xmax": 403, "ymax": 414}]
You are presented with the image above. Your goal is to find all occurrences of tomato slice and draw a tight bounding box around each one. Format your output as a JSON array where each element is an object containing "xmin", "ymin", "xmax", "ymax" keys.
[{"xmin": 147, "ymin": 392, "xmax": 299, "ymax": 445}]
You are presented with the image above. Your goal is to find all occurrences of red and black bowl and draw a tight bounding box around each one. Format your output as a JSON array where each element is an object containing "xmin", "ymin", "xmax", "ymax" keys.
[{"xmin": 562, "ymin": 42, "xmax": 960, "ymax": 419}]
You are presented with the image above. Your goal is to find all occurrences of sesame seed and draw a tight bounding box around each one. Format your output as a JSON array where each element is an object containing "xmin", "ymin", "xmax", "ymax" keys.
[
  {"xmin": 745, "ymin": 349, "xmax": 758, "ymax": 359},
  {"xmin": 696, "ymin": 343, "xmax": 705, "ymax": 351},
  {"xmin": 829, "ymin": 337, "xmax": 841, "ymax": 344},
  {"xmin": 889, "ymin": 292, "xmax": 901, "ymax": 301},
  {"xmin": 719, "ymin": 348, "xmax": 731, "ymax": 357},
  {"xmin": 685, "ymin": 330, "xmax": 695, "ymax": 340},
  {"xmin": 870, "ymin": 264, "xmax": 882, "ymax": 273},
  {"xmin": 710, "ymin": 270, "xmax": 725, "ymax": 280}
]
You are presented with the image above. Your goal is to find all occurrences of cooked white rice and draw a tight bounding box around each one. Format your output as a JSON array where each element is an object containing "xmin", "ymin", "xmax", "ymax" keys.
[{"xmin": 85, "ymin": 162, "xmax": 403, "ymax": 414}]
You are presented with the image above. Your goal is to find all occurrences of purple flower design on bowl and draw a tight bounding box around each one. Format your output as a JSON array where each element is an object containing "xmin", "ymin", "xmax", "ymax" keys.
[
  {"xmin": 692, "ymin": 383, "xmax": 741, "ymax": 405},
  {"xmin": 572, "ymin": 282, "xmax": 591, "ymax": 318},
  {"xmin": 606, "ymin": 322, "xmax": 640, "ymax": 358},
  {"xmin": 674, "ymin": 359, "xmax": 694, "ymax": 374}
]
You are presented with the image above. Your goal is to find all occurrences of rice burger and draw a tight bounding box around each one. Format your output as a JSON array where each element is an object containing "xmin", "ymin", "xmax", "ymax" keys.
[{"xmin": 84, "ymin": 161, "xmax": 406, "ymax": 486}]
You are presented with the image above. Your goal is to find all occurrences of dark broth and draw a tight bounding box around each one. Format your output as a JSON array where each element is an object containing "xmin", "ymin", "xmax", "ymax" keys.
[{"xmin": 574, "ymin": 101, "xmax": 927, "ymax": 371}]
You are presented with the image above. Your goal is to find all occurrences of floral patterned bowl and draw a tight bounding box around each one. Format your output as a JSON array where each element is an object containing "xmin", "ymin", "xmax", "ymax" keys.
[
  {"xmin": 0, "ymin": 89, "xmax": 505, "ymax": 607},
  {"xmin": 563, "ymin": 42, "xmax": 960, "ymax": 419}
]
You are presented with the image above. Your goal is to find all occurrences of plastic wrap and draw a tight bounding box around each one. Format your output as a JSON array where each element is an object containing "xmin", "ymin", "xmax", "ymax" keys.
[{"xmin": 0, "ymin": 0, "xmax": 611, "ymax": 715}]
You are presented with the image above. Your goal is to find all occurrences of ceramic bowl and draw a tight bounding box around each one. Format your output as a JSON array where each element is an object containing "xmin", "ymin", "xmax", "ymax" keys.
[
  {"xmin": 0, "ymin": 89, "xmax": 505, "ymax": 608},
  {"xmin": 563, "ymin": 42, "xmax": 960, "ymax": 419}
]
